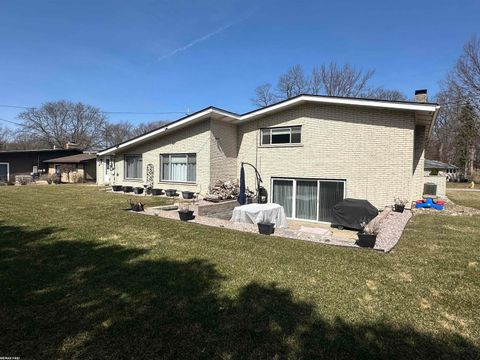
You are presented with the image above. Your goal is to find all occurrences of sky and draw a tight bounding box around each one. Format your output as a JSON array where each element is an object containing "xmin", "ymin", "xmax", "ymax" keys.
[{"xmin": 0, "ymin": 0, "xmax": 479, "ymax": 127}]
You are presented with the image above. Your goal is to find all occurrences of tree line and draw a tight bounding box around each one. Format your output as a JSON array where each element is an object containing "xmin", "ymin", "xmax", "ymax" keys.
[
  {"xmin": 251, "ymin": 62, "xmax": 407, "ymax": 107},
  {"xmin": 0, "ymin": 100, "xmax": 168, "ymax": 151},
  {"xmin": 426, "ymin": 36, "xmax": 480, "ymax": 178}
]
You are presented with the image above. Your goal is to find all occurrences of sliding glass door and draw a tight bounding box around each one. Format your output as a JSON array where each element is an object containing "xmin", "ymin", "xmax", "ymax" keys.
[
  {"xmin": 272, "ymin": 179, "xmax": 293, "ymax": 217},
  {"xmin": 318, "ymin": 181, "xmax": 344, "ymax": 222},
  {"xmin": 296, "ymin": 181, "xmax": 318, "ymax": 220},
  {"xmin": 272, "ymin": 178, "xmax": 345, "ymax": 222}
]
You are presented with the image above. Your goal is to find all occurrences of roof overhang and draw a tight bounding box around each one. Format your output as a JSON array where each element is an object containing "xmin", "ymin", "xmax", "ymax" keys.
[{"xmin": 98, "ymin": 95, "xmax": 440, "ymax": 156}]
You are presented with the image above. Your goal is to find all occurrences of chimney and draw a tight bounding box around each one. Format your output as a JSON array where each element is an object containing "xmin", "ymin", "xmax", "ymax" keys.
[{"xmin": 414, "ymin": 89, "xmax": 428, "ymax": 103}]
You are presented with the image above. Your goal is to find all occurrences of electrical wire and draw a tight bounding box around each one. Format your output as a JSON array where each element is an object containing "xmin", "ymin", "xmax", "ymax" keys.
[{"xmin": 0, "ymin": 104, "xmax": 188, "ymax": 115}]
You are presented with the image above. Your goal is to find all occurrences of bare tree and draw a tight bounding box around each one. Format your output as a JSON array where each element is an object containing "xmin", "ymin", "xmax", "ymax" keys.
[
  {"xmin": 104, "ymin": 121, "xmax": 135, "ymax": 147},
  {"xmin": 132, "ymin": 120, "xmax": 169, "ymax": 137},
  {"xmin": 0, "ymin": 126, "xmax": 11, "ymax": 150},
  {"xmin": 251, "ymin": 83, "xmax": 277, "ymax": 107},
  {"xmin": 17, "ymin": 100, "xmax": 107, "ymax": 150},
  {"xmin": 363, "ymin": 87, "xmax": 407, "ymax": 101},
  {"xmin": 430, "ymin": 36, "xmax": 480, "ymax": 176},
  {"xmin": 315, "ymin": 62, "xmax": 374, "ymax": 97},
  {"xmin": 277, "ymin": 65, "xmax": 309, "ymax": 99},
  {"xmin": 252, "ymin": 62, "xmax": 399, "ymax": 106},
  {"xmin": 451, "ymin": 36, "xmax": 480, "ymax": 111}
]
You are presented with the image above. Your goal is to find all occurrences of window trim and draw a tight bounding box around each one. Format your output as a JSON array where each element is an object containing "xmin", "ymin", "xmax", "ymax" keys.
[
  {"xmin": 0, "ymin": 162, "xmax": 10, "ymax": 182},
  {"xmin": 271, "ymin": 177, "xmax": 346, "ymax": 224},
  {"xmin": 160, "ymin": 153, "xmax": 197, "ymax": 184},
  {"xmin": 124, "ymin": 154, "xmax": 143, "ymax": 180},
  {"xmin": 260, "ymin": 125, "xmax": 302, "ymax": 146}
]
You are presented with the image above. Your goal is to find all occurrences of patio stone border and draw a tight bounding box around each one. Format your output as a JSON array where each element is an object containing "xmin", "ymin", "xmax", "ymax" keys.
[{"xmin": 136, "ymin": 205, "xmax": 413, "ymax": 253}]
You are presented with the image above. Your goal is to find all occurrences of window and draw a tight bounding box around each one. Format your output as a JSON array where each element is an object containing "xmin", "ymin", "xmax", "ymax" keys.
[
  {"xmin": 272, "ymin": 178, "xmax": 345, "ymax": 222},
  {"xmin": 261, "ymin": 126, "xmax": 301, "ymax": 145},
  {"xmin": 161, "ymin": 153, "xmax": 196, "ymax": 183},
  {"xmin": 0, "ymin": 162, "xmax": 9, "ymax": 182},
  {"xmin": 125, "ymin": 155, "xmax": 143, "ymax": 179}
]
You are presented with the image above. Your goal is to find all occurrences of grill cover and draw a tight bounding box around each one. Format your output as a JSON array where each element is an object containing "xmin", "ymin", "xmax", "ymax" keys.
[{"xmin": 331, "ymin": 198, "xmax": 378, "ymax": 230}]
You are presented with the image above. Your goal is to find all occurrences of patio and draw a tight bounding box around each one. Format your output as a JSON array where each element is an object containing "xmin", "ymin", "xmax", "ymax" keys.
[{"xmin": 140, "ymin": 201, "xmax": 411, "ymax": 252}]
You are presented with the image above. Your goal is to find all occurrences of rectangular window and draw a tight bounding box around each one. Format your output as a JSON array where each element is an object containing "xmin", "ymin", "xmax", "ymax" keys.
[
  {"xmin": 0, "ymin": 162, "xmax": 9, "ymax": 182},
  {"xmin": 125, "ymin": 155, "xmax": 143, "ymax": 179},
  {"xmin": 272, "ymin": 178, "xmax": 345, "ymax": 222},
  {"xmin": 161, "ymin": 153, "xmax": 196, "ymax": 183},
  {"xmin": 260, "ymin": 126, "xmax": 301, "ymax": 146}
]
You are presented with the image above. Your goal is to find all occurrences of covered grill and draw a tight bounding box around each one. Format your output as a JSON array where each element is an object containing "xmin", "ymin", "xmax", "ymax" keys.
[{"xmin": 331, "ymin": 199, "xmax": 379, "ymax": 231}]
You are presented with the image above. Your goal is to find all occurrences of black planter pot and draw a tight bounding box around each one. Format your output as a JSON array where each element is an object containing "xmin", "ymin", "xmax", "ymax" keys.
[
  {"xmin": 112, "ymin": 185, "xmax": 123, "ymax": 192},
  {"xmin": 182, "ymin": 191, "xmax": 194, "ymax": 199},
  {"xmin": 123, "ymin": 186, "xmax": 133, "ymax": 193},
  {"xmin": 165, "ymin": 189, "xmax": 177, "ymax": 197},
  {"xmin": 356, "ymin": 233, "xmax": 377, "ymax": 248},
  {"xmin": 151, "ymin": 188, "xmax": 163, "ymax": 196},
  {"xmin": 133, "ymin": 187, "xmax": 144, "ymax": 195},
  {"xmin": 178, "ymin": 210, "xmax": 195, "ymax": 221},
  {"xmin": 394, "ymin": 204, "xmax": 405, "ymax": 213},
  {"xmin": 258, "ymin": 222, "xmax": 275, "ymax": 235}
]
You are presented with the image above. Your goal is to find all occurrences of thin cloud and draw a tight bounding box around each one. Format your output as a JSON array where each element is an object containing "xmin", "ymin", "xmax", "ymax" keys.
[{"xmin": 157, "ymin": 21, "xmax": 239, "ymax": 61}]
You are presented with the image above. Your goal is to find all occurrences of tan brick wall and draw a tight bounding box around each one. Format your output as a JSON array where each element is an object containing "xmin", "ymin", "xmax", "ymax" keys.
[
  {"xmin": 99, "ymin": 120, "xmax": 212, "ymax": 194},
  {"xmin": 96, "ymin": 102, "xmax": 426, "ymax": 210},
  {"xmin": 237, "ymin": 103, "xmax": 417, "ymax": 208},
  {"xmin": 210, "ymin": 119, "xmax": 238, "ymax": 183},
  {"xmin": 411, "ymin": 125, "xmax": 426, "ymax": 202}
]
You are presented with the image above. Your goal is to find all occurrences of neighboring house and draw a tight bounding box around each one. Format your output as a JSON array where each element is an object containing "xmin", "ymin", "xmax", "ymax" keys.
[
  {"xmin": 424, "ymin": 159, "xmax": 459, "ymax": 181},
  {"xmin": 44, "ymin": 153, "xmax": 97, "ymax": 183},
  {"xmin": 97, "ymin": 91, "xmax": 440, "ymax": 222},
  {"xmin": 0, "ymin": 148, "xmax": 83, "ymax": 183}
]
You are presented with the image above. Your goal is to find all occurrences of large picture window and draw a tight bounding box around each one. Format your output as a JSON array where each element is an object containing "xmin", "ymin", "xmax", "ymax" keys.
[
  {"xmin": 161, "ymin": 153, "xmax": 196, "ymax": 183},
  {"xmin": 261, "ymin": 126, "xmax": 301, "ymax": 145},
  {"xmin": 124, "ymin": 155, "xmax": 143, "ymax": 180}
]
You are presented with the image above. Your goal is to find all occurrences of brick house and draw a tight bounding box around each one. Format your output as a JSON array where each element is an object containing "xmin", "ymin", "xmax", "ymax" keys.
[{"xmin": 97, "ymin": 92, "xmax": 440, "ymax": 222}]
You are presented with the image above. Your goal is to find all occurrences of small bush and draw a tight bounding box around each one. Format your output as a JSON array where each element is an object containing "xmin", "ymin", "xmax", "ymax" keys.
[{"xmin": 430, "ymin": 168, "xmax": 439, "ymax": 176}]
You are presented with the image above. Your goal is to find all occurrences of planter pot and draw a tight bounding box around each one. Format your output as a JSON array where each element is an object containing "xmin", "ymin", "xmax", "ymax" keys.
[
  {"xmin": 112, "ymin": 185, "xmax": 123, "ymax": 192},
  {"xmin": 356, "ymin": 233, "xmax": 377, "ymax": 248},
  {"xmin": 182, "ymin": 191, "xmax": 195, "ymax": 199},
  {"xmin": 151, "ymin": 188, "xmax": 163, "ymax": 196},
  {"xmin": 258, "ymin": 222, "xmax": 275, "ymax": 235},
  {"xmin": 178, "ymin": 210, "xmax": 195, "ymax": 221},
  {"xmin": 394, "ymin": 204, "xmax": 405, "ymax": 213},
  {"xmin": 165, "ymin": 189, "xmax": 177, "ymax": 197},
  {"xmin": 133, "ymin": 187, "xmax": 144, "ymax": 195},
  {"xmin": 123, "ymin": 186, "xmax": 133, "ymax": 193}
]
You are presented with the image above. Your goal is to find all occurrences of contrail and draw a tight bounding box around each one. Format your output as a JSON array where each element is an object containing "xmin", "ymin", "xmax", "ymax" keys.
[{"xmin": 158, "ymin": 21, "xmax": 238, "ymax": 61}]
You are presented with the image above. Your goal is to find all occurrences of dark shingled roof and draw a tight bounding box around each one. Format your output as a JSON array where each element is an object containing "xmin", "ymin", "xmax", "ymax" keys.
[
  {"xmin": 43, "ymin": 153, "xmax": 96, "ymax": 164},
  {"xmin": 424, "ymin": 159, "xmax": 457, "ymax": 170}
]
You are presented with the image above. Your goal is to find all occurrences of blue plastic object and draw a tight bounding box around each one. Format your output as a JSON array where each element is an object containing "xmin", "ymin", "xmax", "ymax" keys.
[{"xmin": 415, "ymin": 197, "xmax": 444, "ymax": 210}]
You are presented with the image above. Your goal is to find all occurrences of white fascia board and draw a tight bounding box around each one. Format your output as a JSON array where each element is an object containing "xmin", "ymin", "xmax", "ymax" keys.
[
  {"xmin": 97, "ymin": 96, "xmax": 439, "ymax": 156},
  {"xmin": 98, "ymin": 108, "xmax": 239, "ymax": 156},
  {"xmin": 238, "ymin": 96, "xmax": 439, "ymax": 122}
]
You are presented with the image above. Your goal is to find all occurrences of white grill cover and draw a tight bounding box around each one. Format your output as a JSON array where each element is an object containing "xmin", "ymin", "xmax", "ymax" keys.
[{"xmin": 230, "ymin": 203, "xmax": 288, "ymax": 228}]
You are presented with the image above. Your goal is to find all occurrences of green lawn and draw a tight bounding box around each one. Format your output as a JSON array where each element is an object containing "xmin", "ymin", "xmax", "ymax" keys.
[
  {"xmin": 447, "ymin": 181, "xmax": 478, "ymax": 189},
  {"xmin": 447, "ymin": 190, "xmax": 480, "ymax": 209},
  {"xmin": 0, "ymin": 185, "xmax": 479, "ymax": 359}
]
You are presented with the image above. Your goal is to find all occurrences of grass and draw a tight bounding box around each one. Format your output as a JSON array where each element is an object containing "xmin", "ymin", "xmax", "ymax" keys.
[
  {"xmin": 0, "ymin": 185, "xmax": 479, "ymax": 359},
  {"xmin": 447, "ymin": 189, "xmax": 480, "ymax": 209},
  {"xmin": 446, "ymin": 181, "xmax": 477, "ymax": 189}
]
